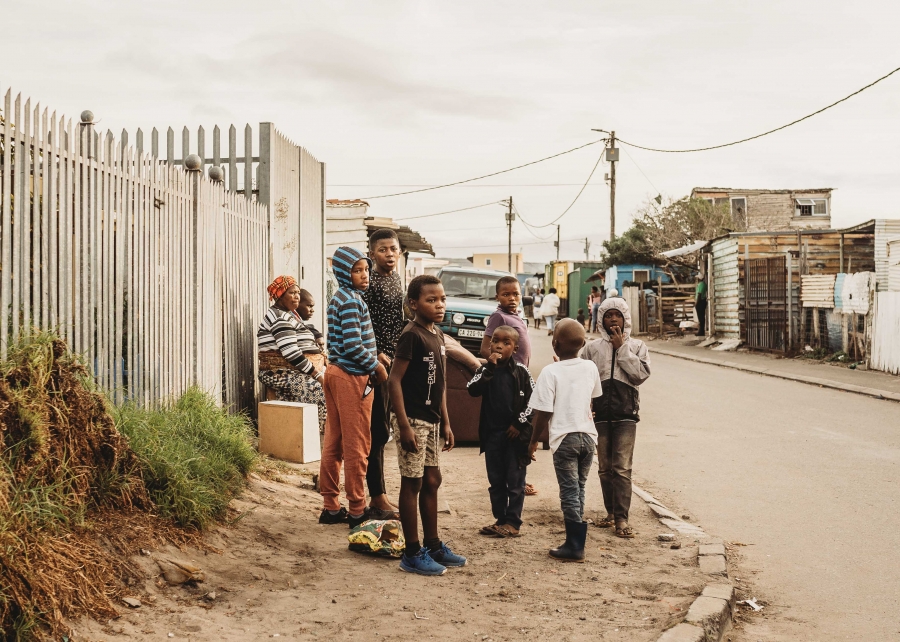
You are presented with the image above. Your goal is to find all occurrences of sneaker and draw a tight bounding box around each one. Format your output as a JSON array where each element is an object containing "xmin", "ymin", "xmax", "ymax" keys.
[
  {"xmin": 429, "ymin": 541, "xmax": 468, "ymax": 567},
  {"xmin": 399, "ymin": 548, "xmax": 447, "ymax": 576},
  {"xmin": 318, "ymin": 507, "xmax": 348, "ymax": 524},
  {"xmin": 347, "ymin": 507, "xmax": 376, "ymax": 529}
]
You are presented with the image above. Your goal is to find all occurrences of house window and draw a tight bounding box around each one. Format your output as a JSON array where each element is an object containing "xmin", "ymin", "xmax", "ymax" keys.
[
  {"xmin": 485, "ymin": 258, "xmax": 492, "ymax": 266},
  {"xmin": 730, "ymin": 197, "xmax": 747, "ymax": 226},
  {"xmin": 633, "ymin": 269, "xmax": 650, "ymax": 283},
  {"xmin": 795, "ymin": 198, "xmax": 828, "ymax": 217}
]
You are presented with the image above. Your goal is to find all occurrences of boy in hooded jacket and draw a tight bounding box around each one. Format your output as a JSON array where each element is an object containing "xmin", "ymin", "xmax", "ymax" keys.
[
  {"xmin": 318, "ymin": 246, "xmax": 389, "ymax": 528},
  {"xmin": 580, "ymin": 297, "xmax": 650, "ymax": 539}
]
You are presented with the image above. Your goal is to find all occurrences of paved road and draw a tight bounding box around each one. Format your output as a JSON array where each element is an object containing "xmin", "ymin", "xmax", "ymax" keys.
[{"xmin": 526, "ymin": 328, "xmax": 899, "ymax": 640}]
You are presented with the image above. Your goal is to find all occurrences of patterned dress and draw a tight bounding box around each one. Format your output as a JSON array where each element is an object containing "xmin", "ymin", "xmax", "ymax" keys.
[
  {"xmin": 257, "ymin": 306, "xmax": 327, "ymax": 433},
  {"xmin": 361, "ymin": 270, "xmax": 406, "ymax": 358}
]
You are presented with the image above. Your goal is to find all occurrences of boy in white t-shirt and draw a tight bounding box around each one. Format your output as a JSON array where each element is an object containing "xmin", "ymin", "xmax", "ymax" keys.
[{"xmin": 528, "ymin": 318, "xmax": 602, "ymax": 562}]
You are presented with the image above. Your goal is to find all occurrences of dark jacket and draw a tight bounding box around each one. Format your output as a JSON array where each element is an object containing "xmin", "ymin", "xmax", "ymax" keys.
[{"xmin": 467, "ymin": 359, "xmax": 534, "ymax": 467}]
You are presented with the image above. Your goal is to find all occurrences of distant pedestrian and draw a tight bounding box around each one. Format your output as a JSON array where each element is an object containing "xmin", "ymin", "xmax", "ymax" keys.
[
  {"xmin": 576, "ymin": 308, "xmax": 587, "ymax": 330},
  {"xmin": 361, "ymin": 228, "xmax": 406, "ymax": 516},
  {"xmin": 588, "ymin": 286, "xmax": 602, "ymax": 333},
  {"xmin": 532, "ymin": 290, "xmax": 544, "ymax": 329},
  {"xmin": 539, "ymin": 287, "xmax": 560, "ymax": 336},
  {"xmin": 695, "ymin": 275, "xmax": 708, "ymax": 337},
  {"xmin": 528, "ymin": 319, "xmax": 603, "ymax": 562},
  {"xmin": 389, "ymin": 275, "xmax": 467, "ymax": 576},
  {"xmin": 468, "ymin": 325, "xmax": 534, "ymax": 539},
  {"xmin": 581, "ymin": 298, "xmax": 650, "ymax": 539},
  {"xmin": 318, "ymin": 247, "xmax": 389, "ymax": 528},
  {"xmin": 481, "ymin": 276, "xmax": 531, "ymax": 367}
]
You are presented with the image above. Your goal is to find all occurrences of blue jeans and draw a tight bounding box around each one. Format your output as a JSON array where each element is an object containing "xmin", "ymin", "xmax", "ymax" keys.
[
  {"xmin": 591, "ymin": 302, "xmax": 602, "ymax": 332},
  {"xmin": 552, "ymin": 432, "xmax": 595, "ymax": 523}
]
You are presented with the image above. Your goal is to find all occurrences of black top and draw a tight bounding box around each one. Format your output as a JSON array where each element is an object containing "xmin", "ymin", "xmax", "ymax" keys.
[
  {"xmin": 395, "ymin": 320, "xmax": 446, "ymax": 424},
  {"xmin": 361, "ymin": 270, "xmax": 405, "ymax": 358},
  {"xmin": 484, "ymin": 366, "xmax": 516, "ymax": 432}
]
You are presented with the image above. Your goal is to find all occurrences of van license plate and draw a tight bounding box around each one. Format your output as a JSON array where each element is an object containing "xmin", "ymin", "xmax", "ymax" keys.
[{"xmin": 458, "ymin": 329, "xmax": 484, "ymax": 338}]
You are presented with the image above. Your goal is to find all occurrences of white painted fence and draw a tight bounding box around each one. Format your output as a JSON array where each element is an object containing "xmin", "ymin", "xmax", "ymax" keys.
[{"xmin": 0, "ymin": 85, "xmax": 269, "ymax": 412}]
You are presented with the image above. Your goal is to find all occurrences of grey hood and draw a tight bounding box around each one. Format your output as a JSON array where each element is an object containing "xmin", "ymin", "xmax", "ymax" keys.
[{"xmin": 596, "ymin": 297, "xmax": 632, "ymax": 341}]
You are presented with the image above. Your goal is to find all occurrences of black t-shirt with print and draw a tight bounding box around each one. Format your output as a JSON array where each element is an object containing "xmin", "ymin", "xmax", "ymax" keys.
[{"xmin": 395, "ymin": 320, "xmax": 446, "ymax": 424}]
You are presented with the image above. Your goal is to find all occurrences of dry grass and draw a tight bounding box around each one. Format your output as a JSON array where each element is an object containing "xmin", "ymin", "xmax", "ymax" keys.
[{"xmin": 0, "ymin": 334, "xmax": 237, "ymax": 640}]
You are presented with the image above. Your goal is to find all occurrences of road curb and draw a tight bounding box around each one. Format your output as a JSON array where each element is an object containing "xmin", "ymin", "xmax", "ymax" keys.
[
  {"xmin": 633, "ymin": 485, "xmax": 734, "ymax": 642},
  {"xmin": 651, "ymin": 347, "xmax": 900, "ymax": 404}
]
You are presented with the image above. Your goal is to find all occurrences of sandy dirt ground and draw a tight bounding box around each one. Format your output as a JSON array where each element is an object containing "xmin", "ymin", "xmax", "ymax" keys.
[{"xmin": 74, "ymin": 445, "xmax": 715, "ymax": 642}]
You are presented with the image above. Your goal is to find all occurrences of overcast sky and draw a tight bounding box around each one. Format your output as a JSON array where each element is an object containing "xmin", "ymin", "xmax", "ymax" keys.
[{"xmin": 2, "ymin": 1, "xmax": 898, "ymax": 262}]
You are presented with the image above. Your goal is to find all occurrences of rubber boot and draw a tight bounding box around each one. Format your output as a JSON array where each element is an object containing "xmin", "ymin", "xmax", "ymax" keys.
[{"xmin": 549, "ymin": 520, "xmax": 586, "ymax": 562}]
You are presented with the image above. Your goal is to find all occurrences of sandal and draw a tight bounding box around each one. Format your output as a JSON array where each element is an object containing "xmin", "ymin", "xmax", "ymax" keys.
[
  {"xmin": 525, "ymin": 484, "xmax": 538, "ymax": 496},
  {"xmin": 492, "ymin": 525, "xmax": 521, "ymax": 538},
  {"xmin": 615, "ymin": 525, "xmax": 635, "ymax": 539},
  {"xmin": 480, "ymin": 524, "xmax": 501, "ymax": 536},
  {"xmin": 595, "ymin": 515, "xmax": 615, "ymax": 528}
]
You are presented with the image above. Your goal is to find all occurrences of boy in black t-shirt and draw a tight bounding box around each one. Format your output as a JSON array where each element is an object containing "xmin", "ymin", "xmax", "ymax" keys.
[{"xmin": 388, "ymin": 275, "xmax": 467, "ymax": 576}]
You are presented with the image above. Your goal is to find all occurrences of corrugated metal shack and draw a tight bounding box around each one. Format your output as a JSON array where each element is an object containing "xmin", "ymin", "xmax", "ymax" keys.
[{"xmin": 706, "ymin": 220, "xmax": 880, "ymax": 352}]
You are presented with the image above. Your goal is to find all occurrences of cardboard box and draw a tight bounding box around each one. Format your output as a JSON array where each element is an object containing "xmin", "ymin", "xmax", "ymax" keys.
[{"xmin": 257, "ymin": 401, "xmax": 321, "ymax": 464}]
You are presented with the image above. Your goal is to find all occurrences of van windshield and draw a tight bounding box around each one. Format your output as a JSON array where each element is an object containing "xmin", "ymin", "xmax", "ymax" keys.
[{"xmin": 441, "ymin": 272, "xmax": 498, "ymax": 300}]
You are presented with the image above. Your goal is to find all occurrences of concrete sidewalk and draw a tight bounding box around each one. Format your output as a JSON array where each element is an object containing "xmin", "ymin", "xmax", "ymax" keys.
[{"xmin": 642, "ymin": 337, "xmax": 900, "ymax": 402}]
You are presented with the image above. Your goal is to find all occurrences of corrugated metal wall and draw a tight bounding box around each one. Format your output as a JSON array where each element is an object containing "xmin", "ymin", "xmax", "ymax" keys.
[
  {"xmin": 711, "ymin": 237, "xmax": 740, "ymax": 338},
  {"xmin": 875, "ymin": 219, "xmax": 900, "ymax": 291}
]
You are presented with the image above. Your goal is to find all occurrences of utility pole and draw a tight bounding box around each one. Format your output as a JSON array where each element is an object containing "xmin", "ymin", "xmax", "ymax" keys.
[
  {"xmin": 554, "ymin": 225, "xmax": 561, "ymax": 262},
  {"xmin": 506, "ymin": 196, "xmax": 515, "ymax": 273},
  {"xmin": 584, "ymin": 237, "xmax": 590, "ymax": 261},
  {"xmin": 608, "ymin": 131, "xmax": 617, "ymax": 241}
]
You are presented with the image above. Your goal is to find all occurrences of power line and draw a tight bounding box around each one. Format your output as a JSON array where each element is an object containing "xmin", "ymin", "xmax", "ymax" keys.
[
  {"xmin": 438, "ymin": 236, "xmax": 597, "ymax": 250},
  {"xmin": 393, "ymin": 201, "xmax": 503, "ymax": 221},
  {"xmin": 621, "ymin": 146, "xmax": 661, "ymax": 196},
  {"xmin": 359, "ymin": 139, "xmax": 605, "ymax": 199},
  {"xmin": 330, "ymin": 183, "xmax": 605, "ymax": 187},
  {"xmin": 594, "ymin": 65, "xmax": 900, "ymax": 153},
  {"xmin": 513, "ymin": 150, "xmax": 606, "ymax": 228}
]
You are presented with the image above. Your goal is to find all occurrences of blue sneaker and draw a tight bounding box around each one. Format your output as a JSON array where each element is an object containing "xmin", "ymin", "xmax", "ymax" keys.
[
  {"xmin": 399, "ymin": 548, "xmax": 446, "ymax": 576},
  {"xmin": 429, "ymin": 541, "xmax": 468, "ymax": 568}
]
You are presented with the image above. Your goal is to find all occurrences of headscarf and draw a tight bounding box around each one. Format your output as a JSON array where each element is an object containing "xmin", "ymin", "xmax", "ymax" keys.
[{"xmin": 267, "ymin": 275, "xmax": 298, "ymax": 302}]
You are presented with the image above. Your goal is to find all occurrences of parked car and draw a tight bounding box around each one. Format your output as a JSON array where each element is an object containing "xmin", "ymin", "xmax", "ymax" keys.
[{"xmin": 435, "ymin": 267, "xmax": 530, "ymax": 354}]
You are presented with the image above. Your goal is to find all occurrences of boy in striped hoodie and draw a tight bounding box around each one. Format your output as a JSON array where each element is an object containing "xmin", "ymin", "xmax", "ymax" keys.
[{"xmin": 319, "ymin": 246, "xmax": 389, "ymax": 528}]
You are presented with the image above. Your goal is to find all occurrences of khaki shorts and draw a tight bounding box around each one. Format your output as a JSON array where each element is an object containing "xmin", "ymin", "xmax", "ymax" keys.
[{"xmin": 391, "ymin": 414, "xmax": 442, "ymax": 478}]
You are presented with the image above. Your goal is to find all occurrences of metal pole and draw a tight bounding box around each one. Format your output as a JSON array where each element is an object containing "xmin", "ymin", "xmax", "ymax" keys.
[
  {"xmin": 556, "ymin": 225, "xmax": 560, "ymax": 262},
  {"xmin": 506, "ymin": 196, "xmax": 514, "ymax": 273},
  {"xmin": 609, "ymin": 131, "xmax": 617, "ymax": 242}
]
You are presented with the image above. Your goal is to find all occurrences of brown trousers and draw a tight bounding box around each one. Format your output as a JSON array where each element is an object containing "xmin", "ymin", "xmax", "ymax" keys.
[{"xmin": 319, "ymin": 365, "xmax": 374, "ymax": 514}]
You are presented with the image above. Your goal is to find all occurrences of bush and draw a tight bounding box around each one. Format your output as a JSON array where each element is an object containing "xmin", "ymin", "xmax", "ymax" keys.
[{"xmin": 114, "ymin": 387, "xmax": 258, "ymax": 530}]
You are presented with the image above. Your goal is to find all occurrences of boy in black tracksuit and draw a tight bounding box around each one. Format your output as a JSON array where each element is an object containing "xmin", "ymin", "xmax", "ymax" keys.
[{"xmin": 467, "ymin": 325, "xmax": 534, "ymax": 538}]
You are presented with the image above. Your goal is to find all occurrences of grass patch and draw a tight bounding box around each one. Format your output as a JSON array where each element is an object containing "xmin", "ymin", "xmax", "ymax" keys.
[
  {"xmin": 114, "ymin": 387, "xmax": 258, "ymax": 530},
  {"xmin": 0, "ymin": 333, "xmax": 256, "ymax": 639}
]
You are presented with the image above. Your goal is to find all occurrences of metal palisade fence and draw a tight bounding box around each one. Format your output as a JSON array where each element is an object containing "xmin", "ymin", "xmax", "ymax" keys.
[{"xmin": 0, "ymin": 85, "xmax": 270, "ymax": 413}]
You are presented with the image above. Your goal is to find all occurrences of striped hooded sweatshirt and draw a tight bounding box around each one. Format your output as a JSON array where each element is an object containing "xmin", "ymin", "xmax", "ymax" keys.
[{"xmin": 327, "ymin": 246, "xmax": 379, "ymax": 375}]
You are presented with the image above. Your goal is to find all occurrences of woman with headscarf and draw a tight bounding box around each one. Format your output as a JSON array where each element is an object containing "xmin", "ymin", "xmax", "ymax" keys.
[{"xmin": 257, "ymin": 275, "xmax": 327, "ymax": 433}]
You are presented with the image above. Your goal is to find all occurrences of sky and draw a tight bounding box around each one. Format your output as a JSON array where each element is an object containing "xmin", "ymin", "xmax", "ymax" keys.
[{"xmin": 2, "ymin": 0, "xmax": 899, "ymax": 263}]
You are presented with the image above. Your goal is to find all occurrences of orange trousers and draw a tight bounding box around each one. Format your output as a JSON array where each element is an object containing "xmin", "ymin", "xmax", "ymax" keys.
[{"xmin": 319, "ymin": 365, "xmax": 374, "ymax": 514}]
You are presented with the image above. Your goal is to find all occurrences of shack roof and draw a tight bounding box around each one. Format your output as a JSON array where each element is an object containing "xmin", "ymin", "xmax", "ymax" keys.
[{"xmin": 691, "ymin": 187, "xmax": 833, "ymax": 195}]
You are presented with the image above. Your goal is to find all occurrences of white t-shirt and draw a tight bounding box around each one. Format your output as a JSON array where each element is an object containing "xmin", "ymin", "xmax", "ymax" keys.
[
  {"xmin": 528, "ymin": 359, "xmax": 603, "ymax": 452},
  {"xmin": 539, "ymin": 293, "xmax": 560, "ymax": 317}
]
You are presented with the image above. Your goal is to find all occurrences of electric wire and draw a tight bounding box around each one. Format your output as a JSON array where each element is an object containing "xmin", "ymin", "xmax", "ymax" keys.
[
  {"xmin": 359, "ymin": 139, "xmax": 605, "ymax": 199},
  {"xmin": 621, "ymin": 146, "xmax": 661, "ymax": 196},
  {"xmin": 511, "ymin": 150, "xmax": 606, "ymax": 229},
  {"xmin": 393, "ymin": 200, "xmax": 504, "ymax": 221},
  {"xmin": 438, "ymin": 236, "xmax": 591, "ymax": 250},
  {"xmin": 594, "ymin": 65, "xmax": 900, "ymax": 153}
]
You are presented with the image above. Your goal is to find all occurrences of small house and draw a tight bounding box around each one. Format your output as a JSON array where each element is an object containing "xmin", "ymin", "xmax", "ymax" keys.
[
  {"xmin": 705, "ymin": 219, "xmax": 900, "ymax": 355},
  {"xmin": 691, "ymin": 187, "xmax": 834, "ymax": 232}
]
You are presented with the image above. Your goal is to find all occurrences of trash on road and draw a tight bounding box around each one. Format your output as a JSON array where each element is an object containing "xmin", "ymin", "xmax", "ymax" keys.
[{"xmin": 738, "ymin": 598, "xmax": 764, "ymax": 611}]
